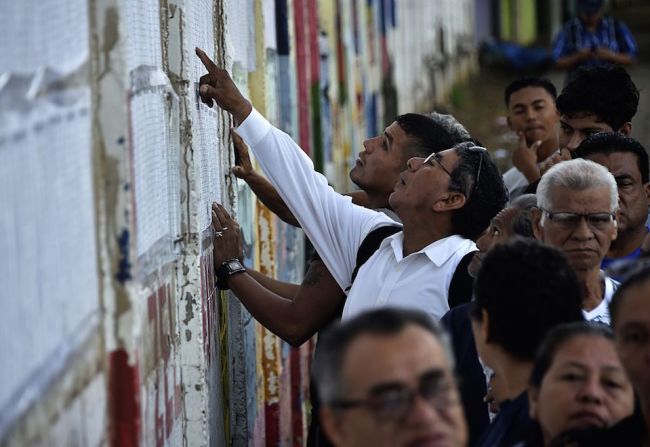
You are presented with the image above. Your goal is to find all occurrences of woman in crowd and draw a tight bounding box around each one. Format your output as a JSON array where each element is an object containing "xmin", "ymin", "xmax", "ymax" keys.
[{"xmin": 524, "ymin": 322, "xmax": 635, "ymax": 446}]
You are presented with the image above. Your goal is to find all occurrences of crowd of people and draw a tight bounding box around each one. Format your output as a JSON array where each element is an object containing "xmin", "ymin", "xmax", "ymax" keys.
[{"xmin": 194, "ymin": 3, "xmax": 648, "ymax": 444}]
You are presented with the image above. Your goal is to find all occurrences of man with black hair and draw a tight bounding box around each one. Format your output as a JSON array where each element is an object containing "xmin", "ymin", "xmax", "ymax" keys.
[
  {"xmin": 197, "ymin": 47, "xmax": 508, "ymax": 323},
  {"xmin": 527, "ymin": 65, "xmax": 639, "ymax": 185},
  {"xmin": 442, "ymin": 194, "xmax": 538, "ymax": 445},
  {"xmin": 211, "ymin": 110, "xmax": 473, "ymax": 348},
  {"xmin": 502, "ymin": 77, "xmax": 559, "ymax": 194},
  {"xmin": 575, "ymin": 133, "xmax": 650, "ymax": 270},
  {"xmin": 312, "ymin": 308, "xmax": 467, "ymax": 447},
  {"xmin": 470, "ymin": 238, "xmax": 584, "ymax": 447},
  {"xmin": 552, "ymin": 0, "xmax": 637, "ymax": 79}
]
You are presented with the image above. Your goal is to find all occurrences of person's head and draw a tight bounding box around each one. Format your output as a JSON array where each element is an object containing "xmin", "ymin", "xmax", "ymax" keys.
[
  {"xmin": 389, "ymin": 141, "xmax": 508, "ymax": 240},
  {"xmin": 313, "ymin": 308, "xmax": 467, "ymax": 447},
  {"xmin": 529, "ymin": 322, "xmax": 635, "ymax": 446},
  {"xmin": 534, "ymin": 159, "xmax": 618, "ymax": 273},
  {"xmin": 611, "ymin": 266, "xmax": 650, "ymax": 402},
  {"xmin": 575, "ymin": 133, "xmax": 650, "ymax": 242},
  {"xmin": 351, "ymin": 113, "xmax": 471, "ymax": 203},
  {"xmin": 578, "ymin": 0, "xmax": 605, "ymax": 27},
  {"xmin": 468, "ymin": 194, "xmax": 537, "ymax": 277},
  {"xmin": 470, "ymin": 238, "xmax": 584, "ymax": 369},
  {"xmin": 505, "ymin": 77, "xmax": 559, "ymax": 157},
  {"xmin": 556, "ymin": 66, "xmax": 638, "ymax": 151}
]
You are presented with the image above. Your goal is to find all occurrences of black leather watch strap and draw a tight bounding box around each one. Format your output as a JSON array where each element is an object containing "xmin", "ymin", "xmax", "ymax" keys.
[{"xmin": 216, "ymin": 258, "xmax": 246, "ymax": 290}]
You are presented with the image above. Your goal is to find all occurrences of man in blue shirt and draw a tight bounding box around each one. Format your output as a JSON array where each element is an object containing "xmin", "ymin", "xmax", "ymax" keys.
[{"xmin": 552, "ymin": 0, "xmax": 637, "ymax": 79}]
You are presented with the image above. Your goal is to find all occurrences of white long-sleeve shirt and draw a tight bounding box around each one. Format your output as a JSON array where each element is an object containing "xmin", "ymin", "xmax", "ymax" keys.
[{"xmin": 237, "ymin": 108, "xmax": 476, "ymax": 320}]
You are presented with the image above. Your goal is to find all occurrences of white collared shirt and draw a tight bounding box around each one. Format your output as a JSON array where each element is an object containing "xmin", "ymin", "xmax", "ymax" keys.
[
  {"xmin": 237, "ymin": 108, "xmax": 476, "ymax": 321},
  {"xmin": 582, "ymin": 274, "xmax": 619, "ymax": 325},
  {"xmin": 343, "ymin": 232, "xmax": 476, "ymax": 320}
]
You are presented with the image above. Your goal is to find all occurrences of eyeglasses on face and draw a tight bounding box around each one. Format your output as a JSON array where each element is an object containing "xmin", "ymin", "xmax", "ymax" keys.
[
  {"xmin": 421, "ymin": 145, "xmax": 487, "ymax": 185},
  {"xmin": 541, "ymin": 209, "xmax": 616, "ymax": 230},
  {"xmin": 329, "ymin": 370, "xmax": 456, "ymax": 422},
  {"xmin": 421, "ymin": 152, "xmax": 453, "ymax": 177}
]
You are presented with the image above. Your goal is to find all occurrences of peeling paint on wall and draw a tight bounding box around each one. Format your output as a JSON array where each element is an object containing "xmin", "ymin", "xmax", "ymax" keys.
[{"xmin": 1, "ymin": 0, "xmax": 476, "ymax": 445}]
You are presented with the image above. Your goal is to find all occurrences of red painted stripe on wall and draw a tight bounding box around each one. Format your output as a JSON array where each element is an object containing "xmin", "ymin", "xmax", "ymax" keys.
[{"xmin": 109, "ymin": 349, "xmax": 141, "ymax": 447}]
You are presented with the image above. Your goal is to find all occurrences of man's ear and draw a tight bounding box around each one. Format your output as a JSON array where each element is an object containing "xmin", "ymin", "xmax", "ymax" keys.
[
  {"xmin": 619, "ymin": 122, "xmax": 633, "ymax": 136},
  {"xmin": 320, "ymin": 407, "xmax": 344, "ymax": 446},
  {"xmin": 531, "ymin": 207, "xmax": 544, "ymax": 241},
  {"xmin": 644, "ymin": 182, "xmax": 650, "ymax": 204},
  {"xmin": 433, "ymin": 192, "xmax": 466, "ymax": 213}
]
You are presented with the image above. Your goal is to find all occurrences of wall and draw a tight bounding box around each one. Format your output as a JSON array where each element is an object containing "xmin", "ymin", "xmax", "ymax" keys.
[{"xmin": 0, "ymin": 0, "xmax": 475, "ymax": 445}]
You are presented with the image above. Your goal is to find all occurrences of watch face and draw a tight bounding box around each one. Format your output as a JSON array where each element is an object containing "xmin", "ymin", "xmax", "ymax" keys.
[{"xmin": 227, "ymin": 259, "xmax": 241, "ymax": 270}]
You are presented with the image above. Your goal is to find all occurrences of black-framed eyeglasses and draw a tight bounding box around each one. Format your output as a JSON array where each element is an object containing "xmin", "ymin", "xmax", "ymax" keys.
[
  {"xmin": 329, "ymin": 370, "xmax": 456, "ymax": 422},
  {"xmin": 541, "ymin": 208, "xmax": 616, "ymax": 230}
]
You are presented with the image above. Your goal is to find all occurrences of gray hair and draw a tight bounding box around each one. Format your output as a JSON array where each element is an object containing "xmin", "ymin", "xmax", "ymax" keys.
[
  {"xmin": 312, "ymin": 308, "xmax": 455, "ymax": 406},
  {"xmin": 537, "ymin": 159, "xmax": 619, "ymax": 219},
  {"xmin": 429, "ymin": 111, "xmax": 472, "ymax": 142}
]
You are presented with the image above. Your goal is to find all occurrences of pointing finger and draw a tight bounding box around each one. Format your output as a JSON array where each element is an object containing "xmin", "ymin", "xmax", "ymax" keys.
[{"xmin": 195, "ymin": 47, "xmax": 216, "ymax": 73}]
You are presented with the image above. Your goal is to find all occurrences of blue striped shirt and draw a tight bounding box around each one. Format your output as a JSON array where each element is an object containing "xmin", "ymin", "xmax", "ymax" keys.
[{"xmin": 552, "ymin": 15, "xmax": 637, "ymax": 66}]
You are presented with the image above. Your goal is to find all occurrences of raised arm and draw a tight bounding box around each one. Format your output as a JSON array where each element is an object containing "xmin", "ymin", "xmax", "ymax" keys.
[
  {"xmin": 212, "ymin": 203, "xmax": 343, "ymax": 345},
  {"xmin": 231, "ymin": 130, "xmax": 300, "ymax": 227},
  {"xmin": 197, "ymin": 48, "xmax": 396, "ymax": 288}
]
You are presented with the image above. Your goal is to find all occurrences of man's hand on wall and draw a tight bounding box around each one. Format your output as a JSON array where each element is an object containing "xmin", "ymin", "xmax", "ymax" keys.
[
  {"xmin": 212, "ymin": 202, "xmax": 244, "ymax": 267},
  {"xmin": 196, "ymin": 47, "xmax": 252, "ymax": 125},
  {"xmin": 231, "ymin": 129, "xmax": 254, "ymax": 180}
]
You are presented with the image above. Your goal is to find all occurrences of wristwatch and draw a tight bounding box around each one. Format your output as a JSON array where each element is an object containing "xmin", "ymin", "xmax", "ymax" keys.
[{"xmin": 216, "ymin": 258, "xmax": 246, "ymax": 290}]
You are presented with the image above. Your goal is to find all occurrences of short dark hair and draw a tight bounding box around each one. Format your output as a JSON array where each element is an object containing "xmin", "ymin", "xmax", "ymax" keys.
[
  {"xmin": 575, "ymin": 132, "xmax": 649, "ymax": 183},
  {"xmin": 510, "ymin": 194, "xmax": 538, "ymax": 238},
  {"xmin": 395, "ymin": 113, "xmax": 472, "ymax": 158},
  {"xmin": 610, "ymin": 265, "xmax": 650, "ymax": 327},
  {"xmin": 312, "ymin": 308, "xmax": 449, "ymax": 405},
  {"xmin": 556, "ymin": 65, "xmax": 639, "ymax": 131},
  {"xmin": 470, "ymin": 238, "xmax": 584, "ymax": 361},
  {"xmin": 449, "ymin": 142, "xmax": 509, "ymax": 240},
  {"xmin": 530, "ymin": 322, "xmax": 613, "ymax": 389},
  {"xmin": 504, "ymin": 77, "xmax": 557, "ymax": 107}
]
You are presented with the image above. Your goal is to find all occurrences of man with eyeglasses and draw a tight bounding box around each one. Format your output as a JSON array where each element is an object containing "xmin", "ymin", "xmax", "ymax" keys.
[
  {"xmin": 533, "ymin": 158, "xmax": 620, "ymax": 324},
  {"xmin": 196, "ymin": 48, "xmax": 508, "ymax": 323},
  {"xmin": 312, "ymin": 307, "xmax": 467, "ymax": 447}
]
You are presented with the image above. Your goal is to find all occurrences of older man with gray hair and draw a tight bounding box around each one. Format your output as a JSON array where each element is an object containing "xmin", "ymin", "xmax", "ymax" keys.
[
  {"xmin": 533, "ymin": 158, "xmax": 619, "ymax": 324},
  {"xmin": 312, "ymin": 308, "xmax": 467, "ymax": 447}
]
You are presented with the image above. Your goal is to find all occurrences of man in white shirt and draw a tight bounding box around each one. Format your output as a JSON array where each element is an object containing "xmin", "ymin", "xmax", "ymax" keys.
[
  {"xmin": 501, "ymin": 77, "xmax": 560, "ymax": 196},
  {"xmin": 533, "ymin": 158, "xmax": 620, "ymax": 324},
  {"xmin": 197, "ymin": 48, "xmax": 509, "ymax": 322}
]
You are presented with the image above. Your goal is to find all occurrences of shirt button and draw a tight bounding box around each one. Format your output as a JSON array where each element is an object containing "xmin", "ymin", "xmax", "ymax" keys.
[{"xmin": 378, "ymin": 296, "xmax": 386, "ymax": 304}]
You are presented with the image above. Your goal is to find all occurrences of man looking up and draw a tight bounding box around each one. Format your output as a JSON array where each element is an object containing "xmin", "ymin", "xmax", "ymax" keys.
[
  {"xmin": 312, "ymin": 308, "xmax": 467, "ymax": 447},
  {"xmin": 209, "ymin": 110, "xmax": 473, "ymax": 347},
  {"xmin": 229, "ymin": 111, "xmax": 472, "ymax": 226},
  {"xmin": 502, "ymin": 78, "xmax": 559, "ymax": 195},
  {"xmin": 576, "ymin": 133, "xmax": 650, "ymax": 270},
  {"xmin": 533, "ymin": 158, "xmax": 619, "ymax": 324},
  {"xmin": 197, "ymin": 47, "xmax": 508, "ymax": 322}
]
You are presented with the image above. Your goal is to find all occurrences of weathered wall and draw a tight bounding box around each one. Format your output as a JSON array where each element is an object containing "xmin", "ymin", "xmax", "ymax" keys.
[{"xmin": 0, "ymin": 0, "xmax": 475, "ymax": 445}]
